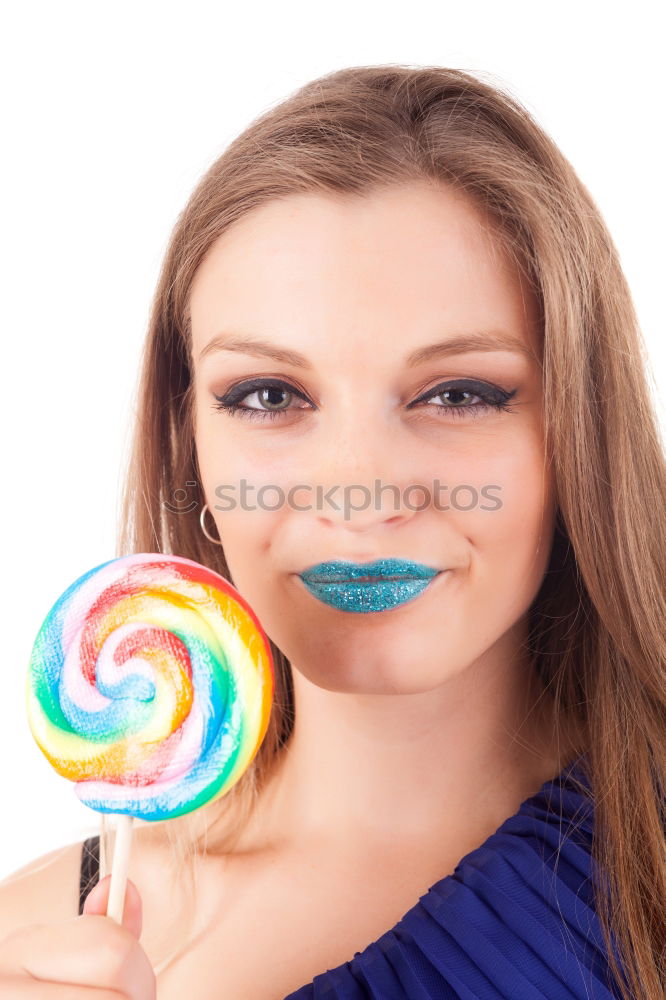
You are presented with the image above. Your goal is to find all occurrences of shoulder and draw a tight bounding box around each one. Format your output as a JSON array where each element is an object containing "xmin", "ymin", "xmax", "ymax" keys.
[
  {"xmin": 286, "ymin": 757, "xmax": 603, "ymax": 1000},
  {"xmin": 0, "ymin": 823, "xmax": 173, "ymax": 944},
  {"xmin": 0, "ymin": 839, "xmax": 84, "ymax": 940}
]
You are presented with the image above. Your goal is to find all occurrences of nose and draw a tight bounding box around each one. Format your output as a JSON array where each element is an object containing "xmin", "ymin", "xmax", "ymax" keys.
[
  {"xmin": 317, "ymin": 490, "xmax": 414, "ymax": 533},
  {"xmin": 306, "ymin": 411, "xmax": 427, "ymax": 534}
]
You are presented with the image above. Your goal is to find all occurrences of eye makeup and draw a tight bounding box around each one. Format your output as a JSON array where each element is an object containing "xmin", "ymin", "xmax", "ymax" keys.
[{"xmin": 210, "ymin": 376, "xmax": 518, "ymax": 423}]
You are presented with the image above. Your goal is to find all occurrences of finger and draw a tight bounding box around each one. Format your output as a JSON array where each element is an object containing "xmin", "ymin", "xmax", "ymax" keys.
[
  {"xmin": 83, "ymin": 875, "xmax": 143, "ymax": 940},
  {"xmin": 0, "ymin": 976, "xmax": 127, "ymax": 997},
  {"xmin": 0, "ymin": 920, "xmax": 155, "ymax": 1000}
]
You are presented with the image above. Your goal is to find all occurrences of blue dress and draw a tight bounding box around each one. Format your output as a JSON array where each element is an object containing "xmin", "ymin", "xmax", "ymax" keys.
[{"xmin": 283, "ymin": 754, "xmax": 625, "ymax": 999}]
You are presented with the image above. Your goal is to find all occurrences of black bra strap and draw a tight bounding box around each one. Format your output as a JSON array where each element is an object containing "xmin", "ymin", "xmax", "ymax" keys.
[{"xmin": 78, "ymin": 835, "xmax": 101, "ymax": 915}]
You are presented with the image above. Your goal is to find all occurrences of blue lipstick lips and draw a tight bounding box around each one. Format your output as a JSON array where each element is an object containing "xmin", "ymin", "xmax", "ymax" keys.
[{"xmin": 298, "ymin": 558, "xmax": 442, "ymax": 613}]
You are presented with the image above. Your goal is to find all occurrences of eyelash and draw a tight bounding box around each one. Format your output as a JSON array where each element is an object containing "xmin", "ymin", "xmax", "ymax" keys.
[{"xmin": 212, "ymin": 377, "xmax": 518, "ymax": 423}]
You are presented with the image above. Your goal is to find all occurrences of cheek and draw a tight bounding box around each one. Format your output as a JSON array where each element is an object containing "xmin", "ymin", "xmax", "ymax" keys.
[
  {"xmin": 196, "ymin": 404, "xmax": 297, "ymax": 499},
  {"xmin": 456, "ymin": 428, "xmax": 555, "ymax": 596}
]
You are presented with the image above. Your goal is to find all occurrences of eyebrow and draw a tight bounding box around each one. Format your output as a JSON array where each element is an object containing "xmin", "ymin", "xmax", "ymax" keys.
[{"xmin": 197, "ymin": 331, "xmax": 537, "ymax": 367}]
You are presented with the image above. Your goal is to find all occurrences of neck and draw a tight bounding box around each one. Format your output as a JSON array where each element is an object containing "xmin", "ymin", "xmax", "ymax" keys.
[{"xmin": 242, "ymin": 631, "xmax": 577, "ymax": 856}]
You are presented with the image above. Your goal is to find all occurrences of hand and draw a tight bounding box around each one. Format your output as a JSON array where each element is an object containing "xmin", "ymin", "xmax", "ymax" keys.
[{"xmin": 0, "ymin": 873, "xmax": 156, "ymax": 998}]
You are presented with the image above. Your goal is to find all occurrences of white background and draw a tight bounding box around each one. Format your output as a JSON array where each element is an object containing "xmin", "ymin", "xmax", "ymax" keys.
[{"xmin": 1, "ymin": 0, "xmax": 663, "ymax": 880}]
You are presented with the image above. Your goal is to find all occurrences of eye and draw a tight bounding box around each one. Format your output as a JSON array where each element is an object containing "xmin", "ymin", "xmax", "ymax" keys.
[
  {"xmin": 408, "ymin": 379, "xmax": 518, "ymax": 420},
  {"xmin": 212, "ymin": 378, "xmax": 311, "ymax": 422}
]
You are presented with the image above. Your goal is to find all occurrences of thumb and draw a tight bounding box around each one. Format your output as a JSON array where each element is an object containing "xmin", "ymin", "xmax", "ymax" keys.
[{"xmin": 82, "ymin": 873, "xmax": 143, "ymax": 939}]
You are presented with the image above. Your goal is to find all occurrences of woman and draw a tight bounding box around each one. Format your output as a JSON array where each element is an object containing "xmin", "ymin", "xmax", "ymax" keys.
[{"xmin": 1, "ymin": 65, "xmax": 663, "ymax": 1000}]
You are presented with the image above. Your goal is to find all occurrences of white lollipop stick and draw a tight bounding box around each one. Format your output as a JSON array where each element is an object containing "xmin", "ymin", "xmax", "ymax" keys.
[{"xmin": 106, "ymin": 814, "xmax": 134, "ymax": 923}]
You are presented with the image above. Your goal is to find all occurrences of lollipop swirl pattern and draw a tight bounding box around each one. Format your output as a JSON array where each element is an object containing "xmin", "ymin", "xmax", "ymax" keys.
[{"xmin": 26, "ymin": 553, "xmax": 274, "ymax": 821}]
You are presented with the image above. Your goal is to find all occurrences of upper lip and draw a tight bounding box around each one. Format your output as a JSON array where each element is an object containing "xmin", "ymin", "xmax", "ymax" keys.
[{"xmin": 298, "ymin": 558, "xmax": 442, "ymax": 583}]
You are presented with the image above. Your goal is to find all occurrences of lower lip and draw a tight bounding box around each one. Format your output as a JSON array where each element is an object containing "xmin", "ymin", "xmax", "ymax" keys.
[{"xmin": 297, "ymin": 572, "xmax": 447, "ymax": 613}]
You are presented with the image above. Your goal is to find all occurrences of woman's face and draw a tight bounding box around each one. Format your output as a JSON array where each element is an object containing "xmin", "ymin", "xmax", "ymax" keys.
[{"xmin": 189, "ymin": 181, "xmax": 554, "ymax": 695}]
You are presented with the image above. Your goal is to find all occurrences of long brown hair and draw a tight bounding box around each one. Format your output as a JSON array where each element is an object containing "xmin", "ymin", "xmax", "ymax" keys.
[{"xmin": 116, "ymin": 65, "xmax": 665, "ymax": 995}]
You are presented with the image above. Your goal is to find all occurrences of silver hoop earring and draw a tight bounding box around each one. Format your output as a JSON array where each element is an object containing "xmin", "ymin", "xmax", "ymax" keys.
[{"xmin": 200, "ymin": 503, "xmax": 223, "ymax": 545}]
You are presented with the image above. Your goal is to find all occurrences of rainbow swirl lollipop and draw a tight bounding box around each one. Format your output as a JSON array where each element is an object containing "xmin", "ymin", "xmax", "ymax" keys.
[{"xmin": 26, "ymin": 553, "xmax": 274, "ymax": 822}]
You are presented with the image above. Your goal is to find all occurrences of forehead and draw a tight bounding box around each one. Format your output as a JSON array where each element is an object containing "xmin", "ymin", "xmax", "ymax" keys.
[{"xmin": 188, "ymin": 182, "xmax": 540, "ymax": 362}]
